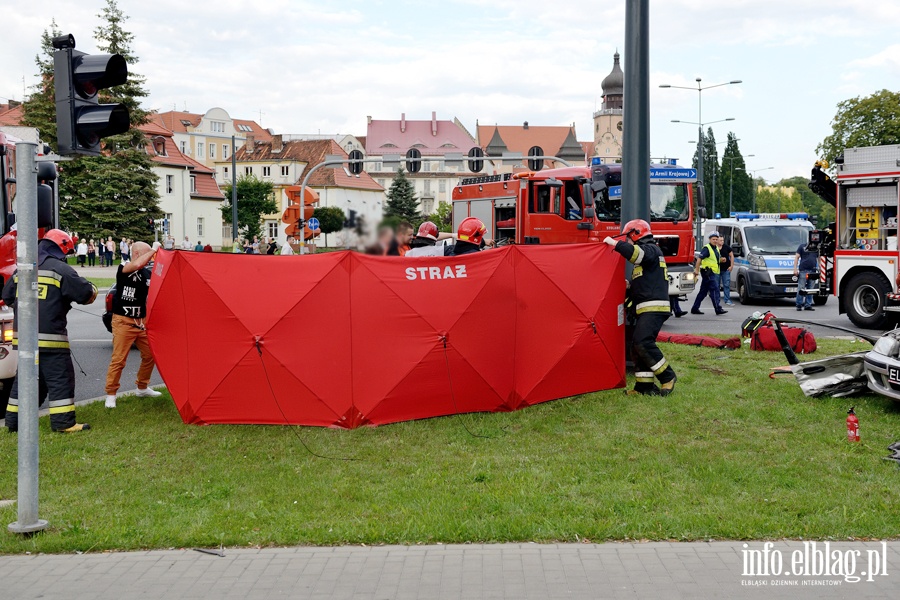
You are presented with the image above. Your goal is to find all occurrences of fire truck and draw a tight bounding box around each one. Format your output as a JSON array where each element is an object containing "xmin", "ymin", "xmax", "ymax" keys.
[
  {"xmin": 808, "ymin": 144, "xmax": 900, "ymax": 329},
  {"xmin": 451, "ymin": 159, "xmax": 698, "ymax": 298}
]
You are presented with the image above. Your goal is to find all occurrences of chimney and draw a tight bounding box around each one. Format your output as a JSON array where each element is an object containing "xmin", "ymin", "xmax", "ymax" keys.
[
  {"xmin": 367, "ymin": 115, "xmax": 372, "ymax": 125},
  {"xmin": 272, "ymin": 134, "xmax": 283, "ymax": 153},
  {"xmin": 245, "ymin": 135, "xmax": 255, "ymax": 151},
  {"xmin": 401, "ymin": 113, "xmax": 406, "ymax": 133},
  {"xmin": 523, "ymin": 121, "xmax": 529, "ymax": 130},
  {"xmin": 431, "ymin": 111, "xmax": 437, "ymax": 136}
]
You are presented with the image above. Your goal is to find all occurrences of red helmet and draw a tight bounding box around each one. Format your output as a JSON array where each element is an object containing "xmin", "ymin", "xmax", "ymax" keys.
[
  {"xmin": 622, "ymin": 219, "xmax": 652, "ymax": 242},
  {"xmin": 417, "ymin": 221, "xmax": 438, "ymax": 241},
  {"xmin": 43, "ymin": 229, "xmax": 75, "ymax": 255},
  {"xmin": 458, "ymin": 217, "xmax": 487, "ymax": 245}
]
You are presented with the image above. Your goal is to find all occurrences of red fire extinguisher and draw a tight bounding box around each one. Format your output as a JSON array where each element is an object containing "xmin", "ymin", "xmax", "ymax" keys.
[{"xmin": 847, "ymin": 407, "xmax": 860, "ymax": 442}]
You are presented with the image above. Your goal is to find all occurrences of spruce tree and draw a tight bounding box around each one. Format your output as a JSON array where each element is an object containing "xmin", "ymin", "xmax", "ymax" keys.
[
  {"xmin": 384, "ymin": 168, "xmax": 421, "ymax": 222},
  {"xmin": 20, "ymin": 20, "xmax": 61, "ymax": 150}
]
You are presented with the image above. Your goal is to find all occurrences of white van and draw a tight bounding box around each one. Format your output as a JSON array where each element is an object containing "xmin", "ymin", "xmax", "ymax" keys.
[{"xmin": 703, "ymin": 213, "xmax": 817, "ymax": 304}]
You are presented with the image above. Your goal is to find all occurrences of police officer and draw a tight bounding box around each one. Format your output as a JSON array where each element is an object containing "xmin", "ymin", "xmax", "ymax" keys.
[
  {"xmin": 604, "ymin": 219, "xmax": 677, "ymax": 396},
  {"xmin": 4, "ymin": 230, "xmax": 98, "ymax": 433},
  {"xmin": 691, "ymin": 231, "xmax": 726, "ymax": 316}
]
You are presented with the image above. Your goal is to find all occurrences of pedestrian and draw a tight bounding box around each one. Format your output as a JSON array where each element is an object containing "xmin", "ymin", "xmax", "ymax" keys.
[
  {"xmin": 243, "ymin": 239, "xmax": 252, "ymax": 253},
  {"xmin": 388, "ymin": 221, "xmax": 414, "ymax": 256},
  {"xmin": 163, "ymin": 234, "xmax": 175, "ymax": 250},
  {"xmin": 604, "ymin": 219, "xmax": 677, "ymax": 396},
  {"xmin": 106, "ymin": 237, "xmax": 116, "ymax": 267},
  {"xmin": 691, "ymin": 232, "xmax": 727, "ymax": 316},
  {"xmin": 258, "ymin": 238, "xmax": 269, "ymax": 255},
  {"xmin": 280, "ymin": 235, "xmax": 295, "ymax": 255},
  {"xmin": 232, "ymin": 238, "xmax": 243, "ymax": 253},
  {"xmin": 104, "ymin": 241, "xmax": 162, "ymax": 408},
  {"xmin": 794, "ymin": 239, "xmax": 818, "ymax": 311},
  {"xmin": 181, "ymin": 236, "xmax": 192, "ymax": 251},
  {"xmin": 716, "ymin": 235, "xmax": 735, "ymax": 307},
  {"xmin": 266, "ymin": 238, "xmax": 277, "ymax": 255},
  {"xmin": 120, "ymin": 237, "xmax": 130, "ymax": 262},
  {"xmin": 76, "ymin": 238, "xmax": 88, "ymax": 267},
  {"xmin": 203, "ymin": 243, "xmax": 213, "ymax": 253},
  {"xmin": 375, "ymin": 226, "xmax": 394, "ymax": 255},
  {"xmin": 252, "ymin": 236, "xmax": 260, "ymax": 254},
  {"xmin": 3, "ymin": 230, "xmax": 98, "ymax": 432},
  {"xmin": 670, "ymin": 296, "xmax": 687, "ymax": 318},
  {"xmin": 87, "ymin": 239, "xmax": 97, "ymax": 267},
  {"xmin": 194, "ymin": 241, "xmax": 203, "ymax": 252}
]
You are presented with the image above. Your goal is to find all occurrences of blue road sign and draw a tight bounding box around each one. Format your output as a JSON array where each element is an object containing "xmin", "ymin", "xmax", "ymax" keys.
[
  {"xmin": 307, "ymin": 217, "xmax": 320, "ymax": 230},
  {"xmin": 650, "ymin": 168, "xmax": 697, "ymax": 182}
]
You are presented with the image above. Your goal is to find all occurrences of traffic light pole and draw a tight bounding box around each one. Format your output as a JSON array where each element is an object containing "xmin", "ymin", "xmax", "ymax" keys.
[{"xmin": 8, "ymin": 142, "xmax": 48, "ymax": 535}]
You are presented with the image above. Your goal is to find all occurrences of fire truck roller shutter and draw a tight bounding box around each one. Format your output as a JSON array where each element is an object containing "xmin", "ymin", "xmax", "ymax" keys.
[
  {"xmin": 470, "ymin": 200, "xmax": 495, "ymax": 242},
  {"xmin": 452, "ymin": 200, "xmax": 470, "ymax": 234}
]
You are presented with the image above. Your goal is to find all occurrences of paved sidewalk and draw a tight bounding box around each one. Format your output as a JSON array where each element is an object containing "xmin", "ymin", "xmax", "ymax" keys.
[{"xmin": 1, "ymin": 541, "xmax": 898, "ymax": 599}]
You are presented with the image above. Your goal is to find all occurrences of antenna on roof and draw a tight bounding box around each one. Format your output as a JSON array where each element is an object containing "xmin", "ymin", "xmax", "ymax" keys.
[{"xmin": 258, "ymin": 109, "xmax": 265, "ymax": 125}]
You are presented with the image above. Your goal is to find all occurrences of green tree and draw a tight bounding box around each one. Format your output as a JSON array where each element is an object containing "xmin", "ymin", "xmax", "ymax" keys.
[
  {"xmin": 312, "ymin": 205, "xmax": 345, "ymax": 246},
  {"xmin": 718, "ymin": 133, "xmax": 753, "ymax": 213},
  {"xmin": 754, "ymin": 186, "xmax": 804, "ymax": 214},
  {"xmin": 20, "ymin": 20, "xmax": 62, "ymax": 150},
  {"xmin": 692, "ymin": 127, "xmax": 724, "ymax": 213},
  {"xmin": 425, "ymin": 201, "xmax": 453, "ymax": 233},
  {"xmin": 817, "ymin": 90, "xmax": 900, "ymax": 164},
  {"xmin": 221, "ymin": 175, "xmax": 277, "ymax": 240},
  {"xmin": 777, "ymin": 176, "xmax": 836, "ymax": 225},
  {"xmin": 384, "ymin": 168, "xmax": 421, "ymax": 222}
]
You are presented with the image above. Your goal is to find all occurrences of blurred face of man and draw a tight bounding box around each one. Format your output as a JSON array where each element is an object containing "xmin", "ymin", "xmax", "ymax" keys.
[{"xmin": 398, "ymin": 228, "xmax": 413, "ymax": 245}]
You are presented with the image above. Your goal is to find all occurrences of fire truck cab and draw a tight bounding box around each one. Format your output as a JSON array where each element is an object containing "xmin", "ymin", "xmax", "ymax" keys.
[
  {"xmin": 810, "ymin": 144, "xmax": 900, "ymax": 329},
  {"xmin": 451, "ymin": 161, "xmax": 698, "ymax": 298}
]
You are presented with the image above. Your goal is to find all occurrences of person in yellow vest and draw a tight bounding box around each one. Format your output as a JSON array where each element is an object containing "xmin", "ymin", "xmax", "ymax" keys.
[{"xmin": 691, "ymin": 232, "xmax": 727, "ymax": 315}]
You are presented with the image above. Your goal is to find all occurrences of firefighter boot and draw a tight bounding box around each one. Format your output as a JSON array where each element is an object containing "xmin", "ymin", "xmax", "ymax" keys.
[
  {"xmin": 659, "ymin": 376, "xmax": 677, "ymax": 397},
  {"xmin": 58, "ymin": 423, "xmax": 91, "ymax": 433}
]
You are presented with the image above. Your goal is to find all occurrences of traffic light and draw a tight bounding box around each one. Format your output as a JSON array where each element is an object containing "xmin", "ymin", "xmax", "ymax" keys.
[
  {"xmin": 348, "ymin": 149, "xmax": 364, "ymax": 175},
  {"xmin": 52, "ymin": 33, "xmax": 130, "ymax": 156},
  {"xmin": 406, "ymin": 148, "xmax": 422, "ymax": 174},
  {"xmin": 467, "ymin": 147, "xmax": 484, "ymax": 173},
  {"xmin": 527, "ymin": 146, "xmax": 544, "ymax": 171},
  {"xmin": 36, "ymin": 161, "xmax": 56, "ymax": 229}
]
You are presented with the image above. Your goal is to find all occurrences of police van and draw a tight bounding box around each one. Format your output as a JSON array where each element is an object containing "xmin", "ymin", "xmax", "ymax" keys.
[{"xmin": 703, "ymin": 213, "xmax": 817, "ymax": 304}]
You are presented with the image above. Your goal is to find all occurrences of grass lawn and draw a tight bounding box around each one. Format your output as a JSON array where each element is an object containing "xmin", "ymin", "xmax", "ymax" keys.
[
  {"xmin": 85, "ymin": 277, "xmax": 115, "ymax": 289},
  {"xmin": 0, "ymin": 339, "xmax": 898, "ymax": 554}
]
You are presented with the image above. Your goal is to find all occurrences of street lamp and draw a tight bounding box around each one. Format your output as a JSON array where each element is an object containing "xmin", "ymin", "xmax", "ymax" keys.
[
  {"xmin": 744, "ymin": 166, "xmax": 775, "ymax": 211},
  {"xmin": 661, "ymin": 77, "xmax": 741, "ymax": 246},
  {"xmin": 724, "ymin": 153, "xmax": 753, "ymax": 215}
]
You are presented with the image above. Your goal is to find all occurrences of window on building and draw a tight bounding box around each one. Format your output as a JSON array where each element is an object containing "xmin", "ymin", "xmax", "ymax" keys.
[
  {"xmin": 197, "ymin": 217, "xmax": 205, "ymax": 237},
  {"xmin": 180, "ymin": 140, "xmax": 187, "ymax": 154},
  {"xmin": 223, "ymin": 144, "xmax": 229, "ymax": 159},
  {"xmin": 164, "ymin": 213, "xmax": 173, "ymax": 234},
  {"xmin": 375, "ymin": 162, "xmax": 383, "ymax": 171},
  {"xmin": 280, "ymin": 165, "xmax": 289, "ymax": 176},
  {"xmin": 424, "ymin": 161, "xmax": 431, "ymax": 172},
  {"xmin": 209, "ymin": 144, "xmax": 215, "ymax": 159},
  {"xmin": 196, "ymin": 142, "xmax": 204, "ymax": 159},
  {"xmin": 245, "ymin": 166, "xmax": 253, "ymax": 176},
  {"xmin": 210, "ymin": 121, "xmax": 225, "ymax": 133},
  {"xmin": 439, "ymin": 179, "xmax": 446, "ymax": 193},
  {"xmin": 165, "ymin": 174, "xmax": 174, "ymax": 194},
  {"xmin": 266, "ymin": 221, "xmax": 279, "ymax": 239},
  {"xmin": 422, "ymin": 199, "xmax": 434, "ymax": 214},
  {"xmin": 223, "ymin": 167, "xmax": 229, "ymax": 179},
  {"xmin": 262, "ymin": 166, "xmax": 271, "ymax": 177},
  {"xmin": 190, "ymin": 176, "xmax": 196, "ymax": 193},
  {"xmin": 424, "ymin": 179, "xmax": 432, "ymax": 194}
]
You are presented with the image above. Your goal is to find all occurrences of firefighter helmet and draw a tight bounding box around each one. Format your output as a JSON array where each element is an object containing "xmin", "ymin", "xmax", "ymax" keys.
[
  {"xmin": 43, "ymin": 229, "xmax": 76, "ymax": 255},
  {"xmin": 458, "ymin": 217, "xmax": 487, "ymax": 245},
  {"xmin": 622, "ymin": 219, "xmax": 652, "ymax": 242},
  {"xmin": 417, "ymin": 221, "xmax": 439, "ymax": 241}
]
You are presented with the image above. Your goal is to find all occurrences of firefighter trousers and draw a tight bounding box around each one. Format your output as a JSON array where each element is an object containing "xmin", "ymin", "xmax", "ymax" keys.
[
  {"xmin": 631, "ymin": 311, "xmax": 676, "ymax": 392},
  {"xmin": 6, "ymin": 351, "xmax": 76, "ymax": 432}
]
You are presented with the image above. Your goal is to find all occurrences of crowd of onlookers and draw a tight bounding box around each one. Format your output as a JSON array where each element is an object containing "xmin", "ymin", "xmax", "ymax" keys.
[{"xmin": 72, "ymin": 235, "xmax": 137, "ymax": 267}]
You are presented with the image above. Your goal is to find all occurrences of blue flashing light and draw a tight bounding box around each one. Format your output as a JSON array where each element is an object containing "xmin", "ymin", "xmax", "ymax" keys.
[
  {"xmin": 715, "ymin": 213, "xmax": 721, "ymax": 219},
  {"xmin": 591, "ymin": 157, "xmax": 603, "ymax": 166},
  {"xmin": 667, "ymin": 158, "xmax": 678, "ymax": 166}
]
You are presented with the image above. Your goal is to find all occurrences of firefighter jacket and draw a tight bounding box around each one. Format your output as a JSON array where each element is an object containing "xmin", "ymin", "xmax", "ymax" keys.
[
  {"xmin": 613, "ymin": 238, "xmax": 670, "ymax": 315},
  {"xmin": 698, "ymin": 243, "xmax": 721, "ymax": 274},
  {"xmin": 2, "ymin": 241, "xmax": 97, "ymax": 352}
]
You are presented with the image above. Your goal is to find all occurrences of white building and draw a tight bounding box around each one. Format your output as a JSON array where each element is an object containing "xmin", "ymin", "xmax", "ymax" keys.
[{"xmin": 141, "ymin": 123, "xmax": 225, "ymax": 248}]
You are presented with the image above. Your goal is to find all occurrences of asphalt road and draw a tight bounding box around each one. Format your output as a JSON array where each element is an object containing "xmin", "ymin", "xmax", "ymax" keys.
[
  {"xmin": 664, "ymin": 285, "xmax": 875, "ymax": 340},
  {"xmin": 65, "ymin": 297, "xmax": 163, "ymax": 402}
]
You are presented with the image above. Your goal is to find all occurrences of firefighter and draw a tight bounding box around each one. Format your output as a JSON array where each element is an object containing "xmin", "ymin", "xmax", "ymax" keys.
[
  {"xmin": 406, "ymin": 217, "xmax": 491, "ymax": 257},
  {"xmin": 604, "ymin": 219, "xmax": 677, "ymax": 396},
  {"xmin": 3, "ymin": 230, "xmax": 98, "ymax": 433}
]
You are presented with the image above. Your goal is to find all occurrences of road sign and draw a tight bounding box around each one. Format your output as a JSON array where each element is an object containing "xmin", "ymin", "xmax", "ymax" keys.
[
  {"xmin": 650, "ymin": 168, "xmax": 697, "ymax": 183},
  {"xmin": 307, "ymin": 217, "xmax": 320, "ymax": 231}
]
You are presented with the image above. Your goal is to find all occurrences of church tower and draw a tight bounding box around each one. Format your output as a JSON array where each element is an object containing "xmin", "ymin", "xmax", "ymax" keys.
[{"xmin": 593, "ymin": 52, "xmax": 624, "ymax": 161}]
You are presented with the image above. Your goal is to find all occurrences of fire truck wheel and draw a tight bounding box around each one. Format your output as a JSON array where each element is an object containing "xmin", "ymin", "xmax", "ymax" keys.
[
  {"xmin": 812, "ymin": 295, "xmax": 828, "ymax": 306},
  {"xmin": 845, "ymin": 271, "xmax": 889, "ymax": 329}
]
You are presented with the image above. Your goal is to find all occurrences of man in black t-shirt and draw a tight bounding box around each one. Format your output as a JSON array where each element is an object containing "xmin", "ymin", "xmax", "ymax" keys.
[{"xmin": 104, "ymin": 241, "xmax": 161, "ymax": 408}]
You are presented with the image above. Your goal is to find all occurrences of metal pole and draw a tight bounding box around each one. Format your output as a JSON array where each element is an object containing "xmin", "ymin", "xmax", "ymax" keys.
[
  {"xmin": 622, "ymin": 0, "xmax": 651, "ymax": 229},
  {"xmin": 696, "ymin": 87, "xmax": 704, "ymax": 250},
  {"xmin": 231, "ymin": 136, "xmax": 238, "ymax": 245},
  {"xmin": 711, "ymin": 167, "xmax": 716, "ymax": 217},
  {"xmin": 9, "ymin": 142, "xmax": 47, "ymax": 535},
  {"xmin": 729, "ymin": 163, "xmax": 734, "ymax": 216}
]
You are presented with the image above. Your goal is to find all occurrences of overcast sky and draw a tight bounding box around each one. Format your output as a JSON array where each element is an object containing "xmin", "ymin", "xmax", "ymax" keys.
[{"xmin": 3, "ymin": 0, "xmax": 898, "ymax": 183}]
